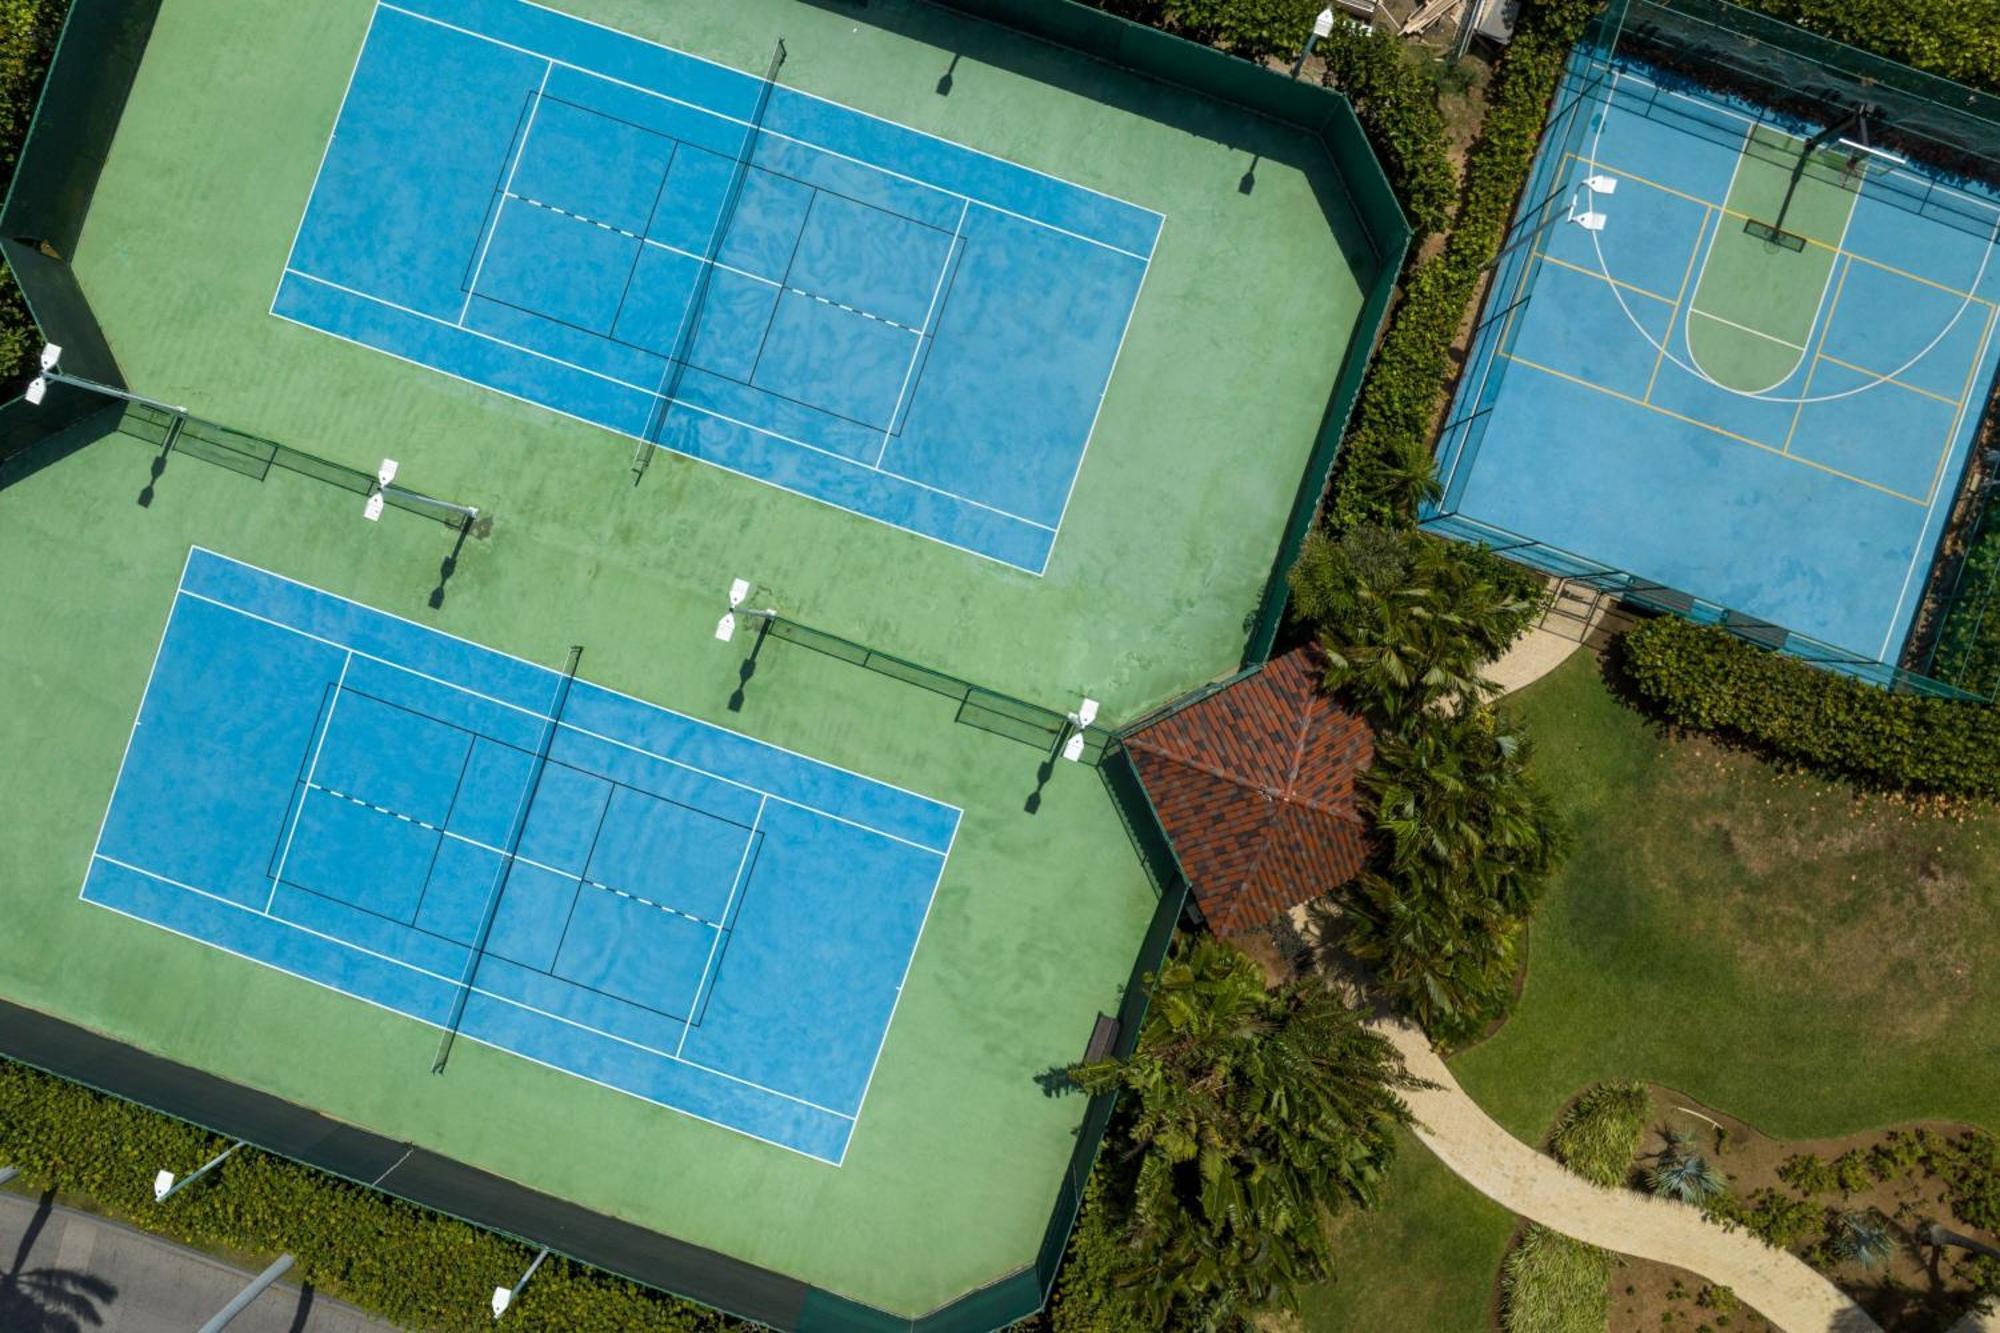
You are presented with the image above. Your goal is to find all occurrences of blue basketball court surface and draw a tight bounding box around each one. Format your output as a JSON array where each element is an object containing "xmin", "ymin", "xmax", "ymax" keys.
[
  {"xmin": 1430, "ymin": 57, "xmax": 2000, "ymax": 664},
  {"xmin": 273, "ymin": 0, "xmax": 1162, "ymax": 575},
  {"xmin": 80, "ymin": 548, "xmax": 959, "ymax": 1164}
]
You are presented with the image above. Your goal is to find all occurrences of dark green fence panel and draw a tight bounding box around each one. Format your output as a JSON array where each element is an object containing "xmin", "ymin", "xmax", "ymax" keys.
[{"xmin": 922, "ymin": 0, "xmax": 1411, "ymax": 667}]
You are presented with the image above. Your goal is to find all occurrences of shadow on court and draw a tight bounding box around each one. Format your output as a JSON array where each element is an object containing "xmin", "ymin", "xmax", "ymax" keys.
[{"xmin": 796, "ymin": 0, "xmax": 1379, "ymax": 274}]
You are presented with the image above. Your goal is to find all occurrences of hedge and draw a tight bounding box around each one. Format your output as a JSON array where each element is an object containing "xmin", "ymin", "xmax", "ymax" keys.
[
  {"xmin": 0, "ymin": 1060, "xmax": 734, "ymax": 1331},
  {"xmin": 0, "ymin": 0, "xmax": 64, "ymax": 384},
  {"xmin": 1326, "ymin": 0, "xmax": 1602, "ymax": 531},
  {"xmin": 1620, "ymin": 616, "xmax": 2000, "ymax": 798},
  {"xmin": 1736, "ymin": 0, "xmax": 2000, "ymax": 92}
]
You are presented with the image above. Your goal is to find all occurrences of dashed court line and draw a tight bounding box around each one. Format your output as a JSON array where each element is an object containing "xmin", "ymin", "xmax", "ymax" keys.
[
  {"xmin": 507, "ymin": 193, "xmax": 921, "ymax": 333},
  {"xmin": 312, "ymin": 783, "xmax": 725, "ymax": 930}
]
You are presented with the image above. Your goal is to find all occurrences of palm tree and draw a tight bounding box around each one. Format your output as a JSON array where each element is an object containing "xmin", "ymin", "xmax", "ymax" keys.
[
  {"xmin": 1068, "ymin": 936, "xmax": 1422, "ymax": 1329},
  {"xmin": 1649, "ymin": 1130, "xmax": 1729, "ymax": 1206},
  {"xmin": 1288, "ymin": 524, "xmax": 1541, "ymax": 725},
  {"xmin": 1830, "ymin": 1209, "xmax": 1895, "ymax": 1268}
]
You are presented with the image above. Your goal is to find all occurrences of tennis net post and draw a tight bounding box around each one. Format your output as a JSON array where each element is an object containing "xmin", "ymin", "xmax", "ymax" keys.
[
  {"xmin": 432, "ymin": 644, "xmax": 584, "ymax": 1075},
  {"xmin": 632, "ymin": 38, "xmax": 786, "ymax": 483}
]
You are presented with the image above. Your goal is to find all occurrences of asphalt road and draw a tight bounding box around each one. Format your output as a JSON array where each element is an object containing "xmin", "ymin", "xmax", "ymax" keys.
[{"xmin": 0, "ymin": 1188, "xmax": 403, "ymax": 1332}]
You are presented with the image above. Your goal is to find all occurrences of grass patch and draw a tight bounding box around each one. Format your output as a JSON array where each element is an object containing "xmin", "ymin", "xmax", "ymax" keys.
[
  {"xmin": 1298, "ymin": 1130, "xmax": 1516, "ymax": 1331},
  {"xmin": 1452, "ymin": 652, "xmax": 2000, "ymax": 1144},
  {"xmin": 1501, "ymin": 1225, "xmax": 1611, "ymax": 1333}
]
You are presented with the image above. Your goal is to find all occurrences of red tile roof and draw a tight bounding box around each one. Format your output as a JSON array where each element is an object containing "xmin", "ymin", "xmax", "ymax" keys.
[{"xmin": 1125, "ymin": 646, "xmax": 1373, "ymax": 935}]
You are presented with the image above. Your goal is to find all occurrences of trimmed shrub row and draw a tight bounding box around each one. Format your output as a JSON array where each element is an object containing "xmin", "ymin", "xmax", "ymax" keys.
[
  {"xmin": 1620, "ymin": 615, "xmax": 2000, "ymax": 798},
  {"xmin": 1326, "ymin": 0, "xmax": 1601, "ymax": 531},
  {"xmin": 0, "ymin": 0, "xmax": 65, "ymax": 382},
  {"xmin": 0, "ymin": 1060, "xmax": 730, "ymax": 1331}
]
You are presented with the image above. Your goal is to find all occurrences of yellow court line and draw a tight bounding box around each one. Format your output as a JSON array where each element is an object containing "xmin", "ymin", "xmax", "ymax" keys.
[
  {"xmin": 1928, "ymin": 298, "xmax": 2000, "ymax": 506},
  {"xmin": 1784, "ymin": 256, "xmax": 1850, "ymax": 456},
  {"xmin": 1646, "ymin": 205, "xmax": 1712, "ymax": 404},
  {"xmin": 1532, "ymin": 248, "xmax": 1679, "ymax": 304},
  {"xmin": 1500, "ymin": 350, "xmax": 1928, "ymax": 505},
  {"xmin": 1564, "ymin": 152, "xmax": 1999, "ymax": 309},
  {"xmin": 1815, "ymin": 354, "xmax": 1964, "ymax": 407}
]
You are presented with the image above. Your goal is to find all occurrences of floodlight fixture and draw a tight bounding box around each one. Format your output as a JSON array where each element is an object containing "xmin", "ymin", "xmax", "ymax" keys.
[
  {"xmin": 24, "ymin": 376, "xmax": 46, "ymax": 405},
  {"xmin": 364, "ymin": 491, "xmax": 386, "ymax": 522},
  {"xmin": 39, "ymin": 343, "xmax": 61, "ymax": 372},
  {"xmin": 377, "ymin": 457, "xmax": 399, "ymax": 488},
  {"xmin": 1313, "ymin": 5, "xmax": 1336, "ymax": 37},
  {"xmin": 1584, "ymin": 174, "xmax": 1619, "ymax": 195}
]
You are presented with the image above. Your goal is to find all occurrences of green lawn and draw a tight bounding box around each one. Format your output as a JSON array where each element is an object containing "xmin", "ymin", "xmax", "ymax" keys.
[
  {"xmin": 1454, "ymin": 650, "xmax": 2000, "ymax": 1145},
  {"xmin": 1300, "ymin": 1130, "xmax": 1515, "ymax": 1332}
]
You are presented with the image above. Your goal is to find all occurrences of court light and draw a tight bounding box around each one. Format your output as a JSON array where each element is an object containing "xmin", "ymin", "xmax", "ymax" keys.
[
  {"xmin": 1584, "ymin": 174, "xmax": 1619, "ymax": 195},
  {"xmin": 39, "ymin": 343, "xmax": 61, "ymax": 372},
  {"xmin": 24, "ymin": 376, "xmax": 46, "ymax": 405},
  {"xmin": 1061, "ymin": 696, "xmax": 1100, "ymax": 763},
  {"xmin": 715, "ymin": 577, "xmax": 759, "ymax": 642}
]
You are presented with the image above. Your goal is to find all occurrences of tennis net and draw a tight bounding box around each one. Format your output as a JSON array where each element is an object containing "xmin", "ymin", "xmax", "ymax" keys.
[
  {"xmin": 431, "ymin": 645, "xmax": 583, "ymax": 1074},
  {"xmin": 632, "ymin": 38, "xmax": 787, "ymax": 481}
]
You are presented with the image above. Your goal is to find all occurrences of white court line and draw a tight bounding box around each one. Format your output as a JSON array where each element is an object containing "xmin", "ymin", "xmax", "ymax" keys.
[
  {"xmin": 76, "ymin": 547, "xmax": 197, "ymax": 903},
  {"xmin": 459, "ymin": 61, "xmax": 553, "ymax": 326},
  {"xmin": 308, "ymin": 781, "xmax": 728, "ymax": 929},
  {"xmin": 875, "ymin": 198, "xmax": 969, "ymax": 469},
  {"xmin": 1624, "ymin": 69, "xmax": 2000, "ymax": 224},
  {"xmin": 1043, "ymin": 226, "xmax": 1161, "ymax": 568},
  {"xmin": 271, "ymin": 4, "xmax": 386, "ymax": 321},
  {"xmin": 675, "ymin": 793, "xmax": 764, "ymax": 1059},
  {"xmin": 80, "ymin": 886, "xmax": 842, "ymax": 1165},
  {"xmin": 266, "ymin": 650, "xmax": 353, "ymax": 912},
  {"xmin": 187, "ymin": 545, "xmax": 967, "ymax": 827},
  {"xmin": 1685, "ymin": 307, "xmax": 1807, "ymax": 351},
  {"xmin": 506, "ymin": 0, "xmax": 1164, "ymax": 228},
  {"xmin": 176, "ymin": 584, "xmax": 952, "ymax": 857},
  {"xmin": 87, "ymin": 856, "xmax": 861, "ymax": 1124},
  {"xmin": 836, "ymin": 808, "xmax": 961, "ymax": 1164},
  {"xmin": 1878, "ymin": 296, "xmax": 2000, "ymax": 661},
  {"xmin": 283, "ymin": 268, "xmax": 1058, "ymax": 536},
  {"xmin": 379, "ymin": 1, "xmax": 1158, "ymax": 263}
]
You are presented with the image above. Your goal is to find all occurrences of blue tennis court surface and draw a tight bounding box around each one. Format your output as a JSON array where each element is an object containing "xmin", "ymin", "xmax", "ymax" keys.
[
  {"xmin": 81, "ymin": 548, "xmax": 958, "ymax": 1164},
  {"xmin": 1431, "ymin": 57, "xmax": 2000, "ymax": 663},
  {"xmin": 273, "ymin": 0, "xmax": 1161, "ymax": 575}
]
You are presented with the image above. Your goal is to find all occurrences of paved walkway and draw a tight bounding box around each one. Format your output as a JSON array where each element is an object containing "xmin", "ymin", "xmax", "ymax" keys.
[
  {"xmin": 0, "ymin": 1187, "xmax": 400, "ymax": 1332},
  {"xmin": 1367, "ymin": 1017, "xmax": 1881, "ymax": 1333}
]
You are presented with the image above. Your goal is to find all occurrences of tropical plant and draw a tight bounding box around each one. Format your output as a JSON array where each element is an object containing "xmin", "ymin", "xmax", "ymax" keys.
[
  {"xmin": 1339, "ymin": 708, "xmax": 1566, "ymax": 1042},
  {"xmin": 1829, "ymin": 1208, "xmax": 1896, "ymax": 1268},
  {"xmin": 1649, "ymin": 1130, "xmax": 1729, "ymax": 1206},
  {"xmin": 1288, "ymin": 523, "xmax": 1543, "ymax": 724},
  {"xmin": 1500, "ymin": 1224, "xmax": 1611, "ymax": 1333},
  {"xmin": 1549, "ymin": 1082, "xmax": 1650, "ymax": 1189},
  {"xmin": 1067, "ymin": 935, "xmax": 1420, "ymax": 1329}
]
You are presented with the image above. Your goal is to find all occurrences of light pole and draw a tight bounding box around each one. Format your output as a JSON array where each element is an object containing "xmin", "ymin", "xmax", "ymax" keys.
[
  {"xmin": 153, "ymin": 1141, "xmax": 245, "ymax": 1204},
  {"xmin": 1291, "ymin": 7, "xmax": 1337, "ymax": 79},
  {"xmin": 26, "ymin": 343, "xmax": 185, "ymax": 415},
  {"xmin": 490, "ymin": 1246, "xmax": 550, "ymax": 1319},
  {"xmin": 198, "ymin": 1253, "xmax": 295, "ymax": 1332}
]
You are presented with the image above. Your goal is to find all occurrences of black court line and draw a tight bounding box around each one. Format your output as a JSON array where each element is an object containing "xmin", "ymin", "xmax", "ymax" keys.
[
  {"xmin": 461, "ymin": 86, "xmax": 544, "ymax": 294},
  {"xmin": 266, "ymin": 681, "xmax": 339, "ymax": 884},
  {"xmin": 534, "ymin": 89, "xmax": 961, "ymax": 240},
  {"xmin": 411, "ymin": 741, "xmax": 478, "ymax": 928},
  {"xmin": 273, "ymin": 875, "xmax": 704, "ymax": 1029},
  {"xmin": 608, "ymin": 146, "xmax": 679, "ymax": 342},
  {"xmin": 884, "ymin": 230, "xmax": 971, "ymax": 442},
  {"xmin": 686, "ymin": 831, "xmax": 762, "ymax": 1029},
  {"xmin": 746, "ymin": 191, "xmax": 816, "ymax": 389},
  {"xmin": 325, "ymin": 683, "xmax": 762, "ymax": 836},
  {"xmin": 553, "ymin": 784, "xmax": 617, "ymax": 966}
]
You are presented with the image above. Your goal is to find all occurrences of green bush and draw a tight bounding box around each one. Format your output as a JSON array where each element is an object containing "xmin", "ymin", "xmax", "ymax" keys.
[
  {"xmin": 1500, "ymin": 1225, "xmax": 1611, "ymax": 1333},
  {"xmin": 1327, "ymin": 0, "xmax": 1602, "ymax": 530},
  {"xmin": 1713, "ymin": 1188, "xmax": 1820, "ymax": 1251},
  {"xmin": 1734, "ymin": 0, "xmax": 2000, "ymax": 92},
  {"xmin": 0, "ymin": 0, "xmax": 65, "ymax": 384},
  {"xmin": 1619, "ymin": 615, "xmax": 2000, "ymax": 798},
  {"xmin": 0, "ymin": 1060, "xmax": 731, "ymax": 1331},
  {"xmin": 1314, "ymin": 22, "xmax": 1457, "ymax": 237},
  {"xmin": 1549, "ymin": 1082, "xmax": 1649, "ymax": 1189}
]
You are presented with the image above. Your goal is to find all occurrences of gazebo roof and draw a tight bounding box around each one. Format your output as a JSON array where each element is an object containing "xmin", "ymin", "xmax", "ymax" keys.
[{"xmin": 1124, "ymin": 646, "xmax": 1373, "ymax": 935}]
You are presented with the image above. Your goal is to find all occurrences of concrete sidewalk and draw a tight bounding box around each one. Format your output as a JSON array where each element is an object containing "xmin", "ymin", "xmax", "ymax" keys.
[{"xmin": 0, "ymin": 1187, "xmax": 401, "ymax": 1332}]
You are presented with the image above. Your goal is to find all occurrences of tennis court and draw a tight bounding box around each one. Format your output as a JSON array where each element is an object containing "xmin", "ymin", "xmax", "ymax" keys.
[
  {"xmin": 79, "ymin": 547, "xmax": 957, "ymax": 1165},
  {"xmin": 1433, "ymin": 57, "xmax": 2000, "ymax": 663},
  {"xmin": 273, "ymin": 0, "xmax": 1161, "ymax": 575}
]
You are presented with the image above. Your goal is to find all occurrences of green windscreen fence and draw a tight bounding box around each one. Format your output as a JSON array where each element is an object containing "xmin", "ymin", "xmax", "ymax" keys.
[
  {"xmin": 918, "ymin": 0, "xmax": 1411, "ymax": 668},
  {"xmin": 0, "ymin": 0, "xmax": 1389, "ymax": 1326}
]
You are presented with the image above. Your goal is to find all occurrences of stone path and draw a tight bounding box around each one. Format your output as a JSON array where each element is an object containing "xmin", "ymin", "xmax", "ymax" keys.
[{"xmin": 1368, "ymin": 1017, "xmax": 1881, "ymax": 1333}]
